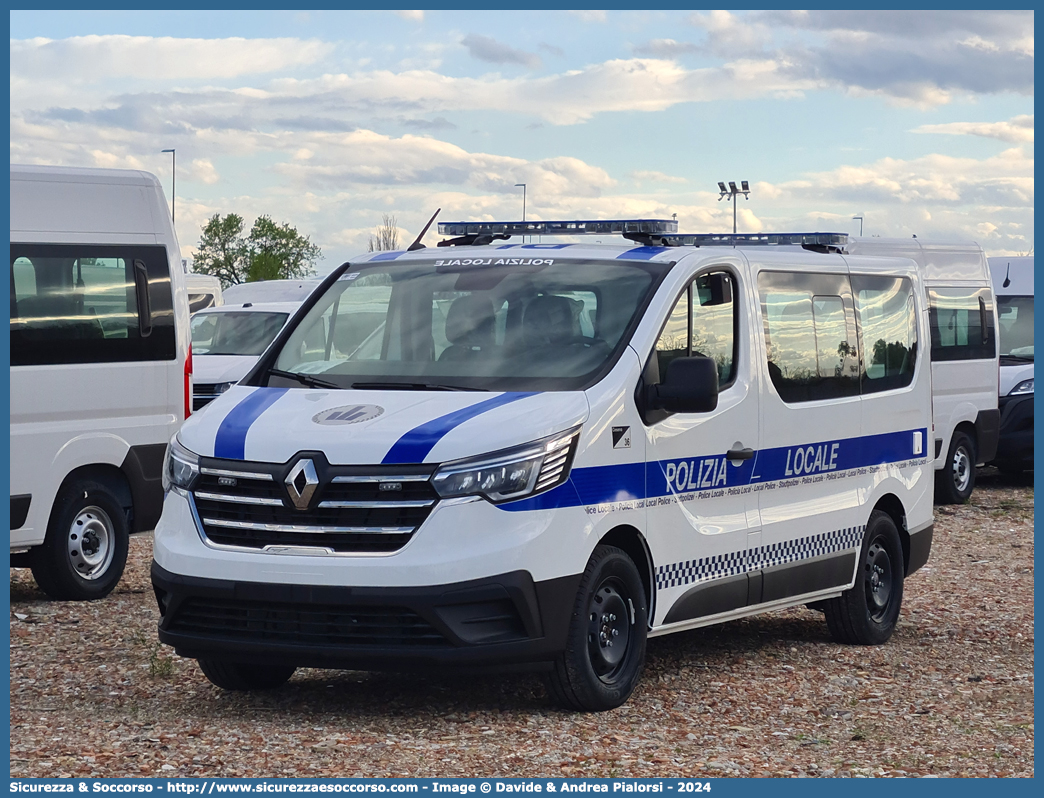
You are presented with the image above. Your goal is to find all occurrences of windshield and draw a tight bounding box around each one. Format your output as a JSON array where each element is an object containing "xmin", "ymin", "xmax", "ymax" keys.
[
  {"xmin": 191, "ymin": 311, "xmax": 289, "ymax": 356},
  {"xmin": 265, "ymin": 257, "xmax": 665, "ymax": 391},
  {"xmin": 996, "ymin": 295, "xmax": 1033, "ymax": 360}
]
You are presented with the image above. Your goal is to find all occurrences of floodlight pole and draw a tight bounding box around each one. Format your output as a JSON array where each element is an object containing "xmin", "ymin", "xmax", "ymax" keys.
[
  {"xmin": 718, "ymin": 180, "xmax": 750, "ymax": 236},
  {"xmin": 515, "ymin": 183, "xmax": 526, "ymax": 242},
  {"xmin": 161, "ymin": 149, "xmax": 176, "ymax": 225},
  {"xmin": 852, "ymin": 215, "xmax": 864, "ymax": 236}
]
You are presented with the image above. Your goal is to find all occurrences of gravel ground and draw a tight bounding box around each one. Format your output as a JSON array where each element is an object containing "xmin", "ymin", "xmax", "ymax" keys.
[{"xmin": 10, "ymin": 470, "xmax": 1033, "ymax": 779}]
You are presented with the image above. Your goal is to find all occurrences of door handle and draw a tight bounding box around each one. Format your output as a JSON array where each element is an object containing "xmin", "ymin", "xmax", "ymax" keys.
[{"xmin": 726, "ymin": 447, "xmax": 755, "ymax": 461}]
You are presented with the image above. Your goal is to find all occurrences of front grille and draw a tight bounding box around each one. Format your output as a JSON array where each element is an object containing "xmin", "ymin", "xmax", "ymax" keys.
[
  {"xmin": 169, "ymin": 597, "xmax": 448, "ymax": 647},
  {"xmin": 191, "ymin": 458, "xmax": 438, "ymax": 554},
  {"xmin": 193, "ymin": 384, "xmax": 221, "ymax": 411}
]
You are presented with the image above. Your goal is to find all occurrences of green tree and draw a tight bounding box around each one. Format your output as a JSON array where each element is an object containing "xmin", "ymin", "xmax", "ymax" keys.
[
  {"xmin": 194, "ymin": 213, "xmax": 322, "ymax": 287},
  {"xmin": 194, "ymin": 213, "xmax": 249, "ymax": 287},
  {"xmin": 247, "ymin": 215, "xmax": 321, "ymax": 283}
]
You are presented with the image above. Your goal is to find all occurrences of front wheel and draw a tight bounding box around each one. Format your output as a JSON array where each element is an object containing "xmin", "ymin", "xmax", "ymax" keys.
[
  {"xmin": 824, "ymin": 510, "xmax": 905, "ymax": 645},
  {"xmin": 547, "ymin": 545, "xmax": 648, "ymax": 712},
  {"xmin": 197, "ymin": 659, "xmax": 297, "ymax": 691},
  {"xmin": 935, "ymin": 431, "xmax": 976, "ymax": 504},
  {"xmin": 29, "ymin": 479, "xmax": 130, "ymax": 601}
]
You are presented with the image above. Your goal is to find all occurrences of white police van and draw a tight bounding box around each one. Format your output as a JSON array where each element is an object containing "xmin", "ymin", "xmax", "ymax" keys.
[{"xmin": 153, "ymin": 220, "xmax": 934, "ymax": 710}]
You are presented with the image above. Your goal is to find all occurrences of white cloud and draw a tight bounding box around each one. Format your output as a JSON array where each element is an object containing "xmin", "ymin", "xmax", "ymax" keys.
[
  {"xmin": 393, "ymin": 11, "xmax": 424, "ymax": 23},
  {"xmin": 912, "ymin": 114, "xmax": 1033, "ymax": 144},
  {"xmin": 630, "ymin": 170, "xmax": 687, "ymax": 184},
  {"xmin": 189, "ymin": 158, "xmax": 220, "ymax": 185},
  {"xmin": 568, "ymin": 11, "xmax": 607, "ymax": 24},
  {"xmin": 9, "ymin": 35, "xmax": 335, "ymax": 82},
  {"xmin": 460, "ymin": 34, "xmax": 541, "ymax": 69}
]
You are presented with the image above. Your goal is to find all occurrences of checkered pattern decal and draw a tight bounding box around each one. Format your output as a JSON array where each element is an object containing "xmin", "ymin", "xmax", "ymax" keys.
[{"xmin": 654, "ymin": 525, "xmax": 865, "ymax": 591}]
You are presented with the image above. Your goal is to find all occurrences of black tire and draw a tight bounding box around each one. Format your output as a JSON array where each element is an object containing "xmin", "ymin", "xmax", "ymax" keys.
[
  {"xmin": 547, "ymin": 545, "xmax": 648, "ymax": 712},
  {"xmin": 824, "ymin": 510, "xmax": 905, "ymax": 645},
  {"xmin": 197, "ymin": 659, "xmax": 297, "ymax": 691},
  {"xmin": 29, "ymin": 479, "xmax": 130, "ymax": 601},
  {"xmin": 935, "ymin": 430, "xmax": 976, "ymax": 504}
]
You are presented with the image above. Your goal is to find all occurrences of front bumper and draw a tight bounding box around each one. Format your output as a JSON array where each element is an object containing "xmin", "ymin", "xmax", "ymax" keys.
[
  {"xmin": 152, "ymin": 561, "xmax": 581, "ymax": 672},
  {"xmin": 990, "ymin": 394, "xmax": 1033, "ymax": 469}
]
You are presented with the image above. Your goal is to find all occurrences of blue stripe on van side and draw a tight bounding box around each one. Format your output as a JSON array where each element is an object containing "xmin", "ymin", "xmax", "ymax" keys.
[
  {"xmin": 499, "ymin": 427, "xmax": 928, "ymax": 512},
  {"xmin": 213, "ymin": 388, "xmax": 288, "ymax": 460},
  {"xmin": 617, "ymin": 246, "xmax": 670, "ymax": 260},
  {"xmin": 381, "ymin": 392, "xmax": 539, "ymax": 464}
]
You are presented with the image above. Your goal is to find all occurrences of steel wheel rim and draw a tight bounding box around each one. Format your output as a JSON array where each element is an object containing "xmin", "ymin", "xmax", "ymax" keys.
[
  {"xmin": 951, "ymin": 445, "xmax": 972, "ymax": 493},
  {"xmin": 586, "ymin": 578, "xmax": 632, "ymax": 684},
  {"xmin": 863, "ymin": 537, "xmax": 894, "ymax": 622},
  {"xmin": 67, "ymin": 505, "xmax": 115, "ymax": 580}
]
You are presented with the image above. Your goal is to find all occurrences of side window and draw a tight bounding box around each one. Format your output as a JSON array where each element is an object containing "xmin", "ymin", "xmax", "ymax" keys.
[
  {"xmin": 759, "ymin": 271, "xmax": 859, "ymax": 403},
  {"xmin": 928, "ymin": 287, "xmax": 996, "ymax": 361},
  {"xmin": 10, "ymin": 244, "xmax": 174, "ymax": 366},
  {"xmin": 692, "ymin": 271, "xmax": 736, "ymax": 386},
  {"xmin": 655, "ymin": 287, "xmax": 689, "ymax": 380},
  {"xmin": 852, "ymin": 275, "xmax": 918, "ymax": 394}
]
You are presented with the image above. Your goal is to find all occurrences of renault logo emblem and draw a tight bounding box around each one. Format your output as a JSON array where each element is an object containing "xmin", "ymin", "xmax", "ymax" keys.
[{"xmin": 285, "ymin": 459, "xmax": 319, "ymax": 510}]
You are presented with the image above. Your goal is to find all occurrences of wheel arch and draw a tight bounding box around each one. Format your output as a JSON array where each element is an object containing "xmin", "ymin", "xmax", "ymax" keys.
[
  {"xmin": 49, "ymin": 464, "xmax": 133, "ymax": 529},
  {"xmin": 597, "ymin": 524, "xmax": 655, "ymax": 622},
  {"xmin": 871, "ymin": 492, "xmax": 911, "ymax": 576}
]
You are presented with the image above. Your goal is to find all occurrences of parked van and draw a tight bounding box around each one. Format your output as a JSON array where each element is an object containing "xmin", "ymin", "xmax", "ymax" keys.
[
  {"xmin": 10, "ymin": 164, "xmax": 192, "ymax": 600},
  {"xmin": 988, "ymin": 256, "xmax": 1034, "ymax": 474},
  {"xmin": 847, "ymin": 237, "xmax": 999, "ymax": 503},
  {"xmin": 184, "ymin": 273, "xmax": 223, "ymax": 314},
  {"xmin": 152, "ymin": 222, "xmax": 934, "ymax": 710},
  {"xmin": 222, "ymin": 278, "xmax": 322, "ymax": 306},
  {"xmin": 191, "ymin": 301, "xmax": 301, "ymax": 410}
]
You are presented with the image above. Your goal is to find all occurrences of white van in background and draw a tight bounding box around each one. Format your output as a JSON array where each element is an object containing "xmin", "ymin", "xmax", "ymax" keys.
[
  {"xmin": 190, "ymin": 301, "xmax": 301, "ymax": 410},
  {"xmin": 988, "ymin": 256, "xmax": 1033, "ymax": 474},
  {"xmin": 222, "ymin": 278, "xmax": 322, "ymax": 306},
  {"xmin": 847, "ymin": 237, "xmax": 999, "ymax": 503},
  {"xmin": 184, "ymin": 273, "xmax": 224, "ymax": 314},
  {"xmin": 10, "ymin": 164, "xmax": 192, "ymax": 600}
]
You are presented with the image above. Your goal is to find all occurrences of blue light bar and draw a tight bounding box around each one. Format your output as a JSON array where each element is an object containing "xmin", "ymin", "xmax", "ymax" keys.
[
  {"xmin": 437, "ymin": 219, "xmax": 678, "ymax": 237},
  {"xmin": 664, "ymin": 232, "xmax": 849, "ymax": 248}
]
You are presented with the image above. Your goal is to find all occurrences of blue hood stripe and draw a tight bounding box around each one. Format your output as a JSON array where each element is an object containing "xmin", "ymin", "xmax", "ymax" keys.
[
  {"xmin": 214, "ymin": 388, "xmax": 288, "ymax": 460},
  {"xmin": 382, "ymin": 392, "xmax": 538, "ymax": 464}
]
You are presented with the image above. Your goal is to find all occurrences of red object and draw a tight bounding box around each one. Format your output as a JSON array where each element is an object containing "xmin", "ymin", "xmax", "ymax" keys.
[{"xmin": 184, "ymin": 344, "xmax": 193, "ymax": 420}]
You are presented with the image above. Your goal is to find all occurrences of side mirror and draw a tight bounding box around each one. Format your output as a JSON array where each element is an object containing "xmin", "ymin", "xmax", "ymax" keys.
[{"xmin": 650, "ymin": 356, "xmax": 718, "ymax": 414}]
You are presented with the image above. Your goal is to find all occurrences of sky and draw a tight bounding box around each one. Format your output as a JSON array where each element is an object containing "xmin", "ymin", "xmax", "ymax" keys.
[{"xmin": 9, "ymin": 9, "xmax": 1035, "ymax": 274}]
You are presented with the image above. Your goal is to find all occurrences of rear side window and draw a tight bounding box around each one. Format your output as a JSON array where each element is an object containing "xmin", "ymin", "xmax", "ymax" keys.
[
  {"xmin": 852, "ymin": 275, "xmax": 918, "ymax": 394},
  {"xmin": 759, "ymin": 271, "xmax": 859, "ymax": 403},
  {"xmin": 10, "ymin": 244, "xmax": 175, "ymax": 366},
  {"xmin": 928, "ymin": 287, "xmax": 996, "ymax": 361}
]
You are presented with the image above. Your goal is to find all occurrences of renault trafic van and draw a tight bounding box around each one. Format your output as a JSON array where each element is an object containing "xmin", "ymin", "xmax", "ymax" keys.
[
  {"xmin": 10, "ymin": 164, "xmax": 192, "ymax": 600},
  {"xmin": 847, "ymin": 237, "xmax": 1000, "ymax": 503},
  {"xmin": 152, "ymin": 222, "xmax": 934, "ymax": 710}
]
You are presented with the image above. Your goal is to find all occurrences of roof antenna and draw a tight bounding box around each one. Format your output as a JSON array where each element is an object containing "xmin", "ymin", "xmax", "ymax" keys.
[
  {"xmin": 407, "ymin": 208, "xmax": 441, "ymax": 251},
  {"xmin": 1003, "ymin": 261, "xmax": 1011, "ymax": 288}
]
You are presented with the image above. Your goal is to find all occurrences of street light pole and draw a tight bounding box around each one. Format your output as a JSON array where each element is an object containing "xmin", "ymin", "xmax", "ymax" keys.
[
  {"xmin": 717, "ymin": 180, "xmax": 750, "ymax": 236},
  {"xmin": 161, "ymin": 149, "xmax": 176, "ymax": 225},
  {"xmin": 852, "ymin": 215, "xmax": 864, "ymax": 236}
]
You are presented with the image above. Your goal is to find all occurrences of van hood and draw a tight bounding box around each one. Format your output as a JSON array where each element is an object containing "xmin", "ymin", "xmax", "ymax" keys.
[
  {"xmin": 192, "ymin": 354, "xmax": 259, "ymax": 386},
  {"xmin": 178, "ymin": 385, "xmax": 590, "ymax": 466},
  {"xmin": 999, "ymin": 361, "xmax": 1034, "ymax": 396}
]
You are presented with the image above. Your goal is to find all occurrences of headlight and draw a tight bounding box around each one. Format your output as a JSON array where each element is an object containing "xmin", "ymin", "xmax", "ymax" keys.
[
  {"xmin": 214, "ymin": 382, "xmax": 234, "ymax": 395},
  {"xmin": 162, "ymin": 435, "xmax": 200, "ymax": 492},
  {"xmin": 1009, "ymin": 378, "xmax": 1034, "ymax": 395},
  {"xmin": 432, "ymin": 426, "xmax": 581, "ymax": 503}
]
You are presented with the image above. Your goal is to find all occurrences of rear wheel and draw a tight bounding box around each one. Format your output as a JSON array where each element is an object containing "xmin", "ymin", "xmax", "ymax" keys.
[
  {"xmin": 197, "ymin": 659, "xmax": 296, "ymax": 691},
  {"xmin": 29, "ymin": 479, "xmax": 129, "ymax": 601},
  {"xmin": 824, "ymin": 510, "xmax": 904, "ymax": 645},
  {"xmin": 935, "ymin": 431, "xmax": 976, "ymax": 504},
  {"xmin": 547, "ymin": 545, "xmax": 648, "ymax": 712}
]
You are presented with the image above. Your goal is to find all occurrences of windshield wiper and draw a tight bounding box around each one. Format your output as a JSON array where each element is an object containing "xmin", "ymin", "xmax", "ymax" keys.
[
  {"xmin": 268, "ymin": 368, "xmax": 340, "ymax": 389},
  {"xmin": 351, "ymin": 381, "xmax": 487, "ymax": 392},
  {"xmin": 1001, "ymin": 354, "xmax": 1034, "ymax": 363}
]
